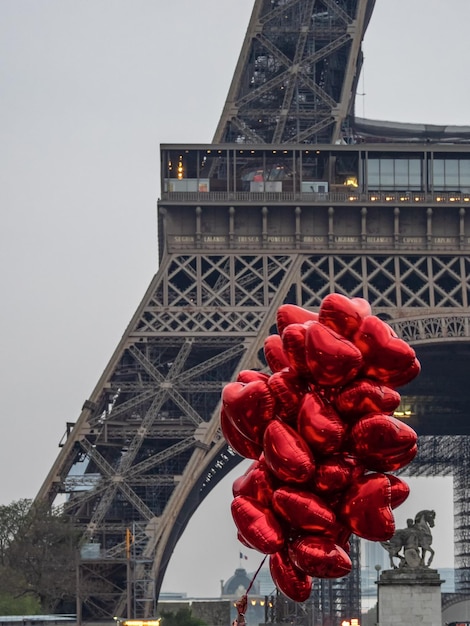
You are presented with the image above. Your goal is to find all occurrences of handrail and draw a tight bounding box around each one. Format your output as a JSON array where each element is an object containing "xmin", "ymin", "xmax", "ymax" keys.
[{"xmin": 160, "ymin": 190, "xmax": 470, "ymax": 205}]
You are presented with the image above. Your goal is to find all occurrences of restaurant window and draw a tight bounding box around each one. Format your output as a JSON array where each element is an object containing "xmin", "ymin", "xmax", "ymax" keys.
[{"xmin": 367, "ymin": 158, "xmax": 422, "ymax": 190}]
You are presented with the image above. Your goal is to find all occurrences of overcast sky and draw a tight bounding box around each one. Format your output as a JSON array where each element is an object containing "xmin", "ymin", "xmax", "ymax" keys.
[{"xmin": 1, "ymin": 0, "xmax": 468, "ymax": 599}]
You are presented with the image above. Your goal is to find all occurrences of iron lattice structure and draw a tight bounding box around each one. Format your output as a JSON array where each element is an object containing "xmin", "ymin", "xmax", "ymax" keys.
[
  {"xmin": 36, "ymin": 1, "xmax": 470, "ymax": 624},
  {"xmin": 213, "ymin": 0, "xmax": 375, "ymax": 145}
]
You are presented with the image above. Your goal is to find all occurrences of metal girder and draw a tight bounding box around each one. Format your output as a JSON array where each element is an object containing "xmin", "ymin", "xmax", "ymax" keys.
[{"xmin": 213, "ymin": 0, "xmax": 374, "ymax": 144}]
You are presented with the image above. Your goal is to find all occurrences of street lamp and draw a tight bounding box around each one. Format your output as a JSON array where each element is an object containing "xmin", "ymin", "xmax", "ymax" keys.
[{"xmin": 375, "ymin": 564, "xmax": 382, "ymax": 625}]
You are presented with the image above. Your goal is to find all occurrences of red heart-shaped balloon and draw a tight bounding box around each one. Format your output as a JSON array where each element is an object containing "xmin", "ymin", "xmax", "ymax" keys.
[
  {"xmin": 334, "ymin": 378, "xmax": 401, "ymax": 421},
  {"xmin": 288, "ymin": 535, "xmax": 352, "ymax": 578},
  {"xmin": 339, "ymin": 472, "xmax": 395, "ymax": 541},
  {"xmin": 305, "ymin": 322, "xmax": 363, "ymax": 387},
  {"xmin": 269, "ymin": 550, "xmax": 313, "ymax": 603},
  {"xmin": 220, "ymin": 408, "xmax": 263, "ymax": 460},
  {"xmin": 281, "ymin": 323, "xmax": 311, "ymax": 378},
  {"xmin": 354, "ymin": 316, "xmax": 420, "ymax": 386},
  {"xmin": 237, "ymin": 370, "xmax": 269, "ymax": 384},
  {"xmin": 349, "ymin": 413, "xmax": 418, "ymax": 471},
  {"xmin": 232, "ymin": 459, "xmax": 277, "ymax": 507},
  {"xmin": 268, "ymin": 369, "xmax": 308, "ymax": 423},
  {"xmin": 354, "ymin": 315, "xmax": 398, "ymax": 352},
  {"xmin": 297, "ymin": 392, "xmax": 346, "ymax": 457},
  {"xmin": 231, "ymin": 496, "xmax": 285, "ymax": 554},
  {"xmin": 272, "ymin": 486, "xmax": 336, "ymax": 533},
  {"xmin": 277, "ymin": 304, "xmax": 319, "ymax": 336},
  {"xmin": 237, "ymin": 531, "xmax": 254, "ymax": 550},
  {"xmin": 263, "ymin": 420, "xmax": 316, "ymax": 484},
  {"xmin": 383, "ymin": 357, "xmax": 421, "ymax": 388},
  {"xmin": 319, "ymin": 293, "xmax": 371, "ymax": 339},
  {"xmin": 328, "ymin": 523, "xmax": 352, "ymax": 551},
  {"xmin": 370, "ymin": 444, "xmax": 418, "ymax": 472},
  {"xmin": 264, "ymin": 334, "xmax": 291, "ymax": 373},
  {"xmin": 312, "ymin": 454, "xmax": 364, "ymax": 495},
  {"xmin": 222, "ymin": 380, "xmax": 274, "ymax": 445},
  {"xmin": 388, "ymin": 474, "xmax": 411, "ymax": 509}
]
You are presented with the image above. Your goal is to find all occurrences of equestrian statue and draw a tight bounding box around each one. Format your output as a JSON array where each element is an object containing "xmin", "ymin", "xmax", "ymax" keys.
[{"xmin": 381, "ymin": 510, "xmax": 436, "ymax": 569}]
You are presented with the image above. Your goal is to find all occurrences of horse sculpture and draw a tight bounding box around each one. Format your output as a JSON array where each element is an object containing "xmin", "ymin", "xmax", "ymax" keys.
[{"xmin": 381, "ymin": 510, "xmax": 436, "ymax": 569}]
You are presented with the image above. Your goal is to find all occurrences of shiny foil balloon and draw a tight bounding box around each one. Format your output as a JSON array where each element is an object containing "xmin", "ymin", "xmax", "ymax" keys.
[
  {"xmin": 222, "ymin": 380, "xmax": 274, "ymax": 445},
  {"xmin": 263, "ymin": 420, "xmax": 316, "ymax": 484},
  {"xmin": 231, "ymin": 496, "xmax": 285, "ymax": 554},
  {"xmin": 368, "ymin": 444, "xmax": 418, "ymax": 472},
  {"xmin": 277, "ymin": 303, "xmax": 319, "ymax": 336},
  {"xmin": 268, "ymin": 368, "xmax": 308, "ymax": 423},
  {"xmin": 220, "ymin": 408, "xmax": 263, "ymax": 460},
  {"xmin": 388, "ymin": 474, "xmax": 411, "ymax": 509},
  {"xmin": 237, "ymin": 370, "xmax": 270, "ymax": 384},
  {"xmin": 232, "ymin": 459, "xmax": 276, "ymax": 508},
  {"xmin": 297, "ymin": 392, "xmax": 346, "ymax": 457},
  {"xmin": 264, "ymin": 334, "xmax": 291, "ymax": 373},
  {"xmin": 221, "ymin": 294, "xmax": 421, "ymax": 590},
  {"xmin": 353, "ymin": 316, "xmax": 420, "ymax": 387},
  {"xmin": 238, "ymin": 531, "xmax": 255, "ymax": 550},
  {"xmin": 319, "ymin": 293, "xmax": 371, "ymax": 339},
  {"xmin": 382, "ymin": 357, "xmax": 421, "ymax": 389},
  {"xmin": 272, "ymin": 486, "xmax": 337, "ymax": 533},
  {"xmin": 288, "ymin": 535, "xmax": 352, "ymax": 578},
  {"xmin": 269, "ymin": 550, "xmax": 313, "ymax": 603},
  {"xmin": 349, "ymin": 413, "xmax": 418, "ymax": 471},
  {"xmin": 305, "ymin": 322, "xmax": 363, "ymax": 387},
  {"xmin": 334, "ymin": 378, "xmax": 401, "ymax": 421},
  {"xmin": 281, "ymin": 322, "xmax": 311, "ymax": 378},
  {"xmin": 312, "ymin": 454, "xmax": 364, "ymax": 496},
  {"xmin": 339, "ymin": 472, "xmax": 395, "ymax": 541}
]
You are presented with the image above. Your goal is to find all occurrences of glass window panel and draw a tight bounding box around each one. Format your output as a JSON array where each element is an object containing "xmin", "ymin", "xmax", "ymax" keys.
[
  {"xmin": 445, "ymin": 160, "xmax": 459, "ymax": 187},
  {"xmin": 380, "ymin": 159, "xmax": 394, "ymax": 176},
  {"xmin": 395, "ymin": 159, "xmax": 408, "ymax": 186},
  {"xmin": 409, "ymin": 159, "xmax": 421, "ymax": 188},
  {"xmin": 460, "ymin": 160, "xmax": 470, "ymax": 187},
  {"xmin": 379, "ymin": 159, "xmax": 394, "ymax": 188},
  {"xmin": 433, "ymin": 159, "xmax": 445, "ymax": 187},
  {"xmin": 367, "ymin": 159, "xmax": 380, "ymax": 187}
]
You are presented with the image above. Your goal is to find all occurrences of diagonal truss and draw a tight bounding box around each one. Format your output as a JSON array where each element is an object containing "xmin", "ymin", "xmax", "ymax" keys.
[{"xmin": 213, "ymin": 0, "xmax": 375, "ymax": 144}]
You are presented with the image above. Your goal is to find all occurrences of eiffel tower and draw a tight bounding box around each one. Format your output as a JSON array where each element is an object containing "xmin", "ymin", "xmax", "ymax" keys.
[{"xmin": 37, "ymin": 1, "xmax": 470, "ymax": 624}]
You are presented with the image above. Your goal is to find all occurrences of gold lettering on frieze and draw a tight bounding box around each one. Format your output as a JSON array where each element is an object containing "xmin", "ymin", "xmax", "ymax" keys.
[
  {"xmin": 237, "ymin": 236, "xmax": 260, "ymax": 242},
  {"xmin": 434, "ymin": 237, "xmax": 452, "ymax": 244},
  {"xmin": 403, "ymin": 237, "xmax": 422, "ymax": 243},
  {"xmin": 203, "ymin": 236, "xmax": 226, "ymax": 242},
  {"xmin": 367, "ymin": 236, "xmax": 391, "ymax": 243},
  {"xmin": 267, "ymin": 236, "xmax": 292, "ymax": 243},
  {"xmin": 336, "ymin": 236, "xmax": 359, "ymax": 243},
  {"xmin": 174, "ymin": 236, "xmax": 194, "ymax": 242},
  {"xmin": 303, "ymin": 236, "xmax": 325, "ymax": 243}
]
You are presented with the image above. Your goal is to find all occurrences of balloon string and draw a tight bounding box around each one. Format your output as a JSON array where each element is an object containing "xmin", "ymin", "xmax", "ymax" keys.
[{"xmin": 246, "ymin": 554, "xmax": 267, "ymax": 596}]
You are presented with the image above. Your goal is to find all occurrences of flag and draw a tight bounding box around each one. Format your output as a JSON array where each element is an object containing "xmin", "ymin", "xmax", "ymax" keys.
[{"xmin": 239, "ymin": 552, "xmax": 248, "ymax": 560}]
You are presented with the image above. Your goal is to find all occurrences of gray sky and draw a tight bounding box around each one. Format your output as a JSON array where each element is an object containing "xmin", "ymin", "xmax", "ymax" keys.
[{"xmin": 1, "ymin": 0, "xmax": 467, "ymax": 599}]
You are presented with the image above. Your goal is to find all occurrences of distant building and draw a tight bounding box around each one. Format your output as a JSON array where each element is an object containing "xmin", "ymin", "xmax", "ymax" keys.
[
  {"xmin": 221, "ymin": 567, "xmax": 266, "ymax": 624},
  {"xmin": 361, "ymin": 539, "xmax": 389, "ymax": 611}
]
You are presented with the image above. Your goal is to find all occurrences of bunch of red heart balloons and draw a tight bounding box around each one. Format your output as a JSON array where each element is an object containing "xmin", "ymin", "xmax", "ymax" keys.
[{"xmin": 221, "ymin": 294, "xmax": 421, "ymax": 603}]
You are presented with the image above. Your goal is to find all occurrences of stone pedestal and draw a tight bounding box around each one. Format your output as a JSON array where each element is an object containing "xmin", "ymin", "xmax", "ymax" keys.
[{"xmin": 378, "ymin": 568, "xmax": 443, "ymax": 626}]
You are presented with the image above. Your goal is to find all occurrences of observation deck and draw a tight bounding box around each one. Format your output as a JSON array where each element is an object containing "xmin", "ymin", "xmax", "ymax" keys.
[{"xmin": 159, "ymin": 142, "xmax": 470, "ymax": 255}]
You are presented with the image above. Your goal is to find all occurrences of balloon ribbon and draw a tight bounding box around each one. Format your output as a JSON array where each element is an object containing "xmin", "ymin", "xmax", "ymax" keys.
[{"xmin": 246, "ymin": 555, "xmax": 267, "ymax": 596}]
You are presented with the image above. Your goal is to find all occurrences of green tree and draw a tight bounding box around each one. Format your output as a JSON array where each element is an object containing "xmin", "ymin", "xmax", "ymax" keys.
[
  {"xmin": 0, "ymin": 591, "xmax": 41, "ymax": 615},
  {"xmin": 160, "ymin": 607, "xmax": 207, "ymax": 626},
  {"xmin": 0, "ymin": 499, "xmax": 31, "ymax": 566},
  {"xmin": 0, "ymin": 499, "xmax": 80, "ymax": 613}
]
